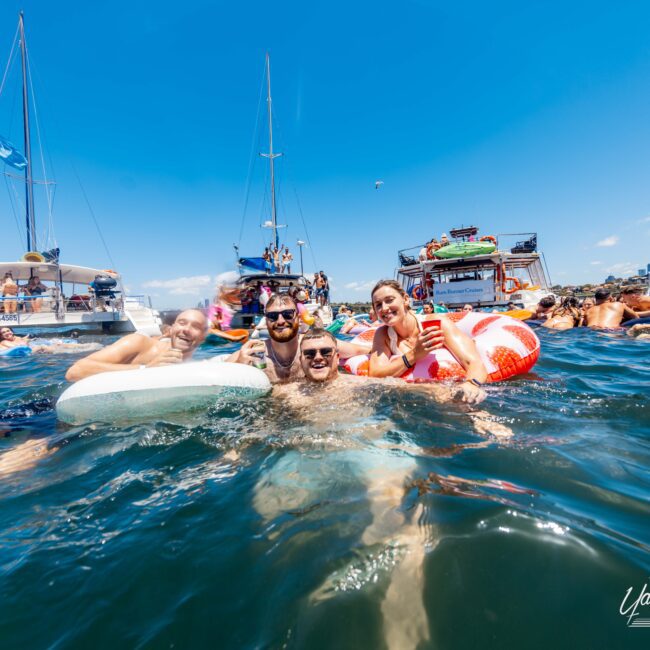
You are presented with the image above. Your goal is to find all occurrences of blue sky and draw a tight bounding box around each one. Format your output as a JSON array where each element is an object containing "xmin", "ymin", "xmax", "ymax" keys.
[{"xmin": 1, "ymin": 0, "xmax": 649, "ymax": 307}]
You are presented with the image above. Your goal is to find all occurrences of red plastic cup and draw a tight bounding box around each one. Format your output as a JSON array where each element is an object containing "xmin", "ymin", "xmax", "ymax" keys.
[{"xmin": 422, "ymin": 318, "xmax": 441, "ymax": 330}]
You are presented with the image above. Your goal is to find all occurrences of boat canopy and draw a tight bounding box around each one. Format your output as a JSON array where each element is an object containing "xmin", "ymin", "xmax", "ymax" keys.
[
  {"xmin": 0, "ymin": 262, "xmax": 119, "ymax": 284},
  {"xmin": 238, "ymin": 273, "xmax": 309, "ymax": 289}
]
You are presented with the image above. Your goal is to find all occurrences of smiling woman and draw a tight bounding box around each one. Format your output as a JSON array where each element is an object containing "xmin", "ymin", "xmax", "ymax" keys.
[{"xmin": 368, "ymin": 280, "xmax": 489, "ymax": 404}]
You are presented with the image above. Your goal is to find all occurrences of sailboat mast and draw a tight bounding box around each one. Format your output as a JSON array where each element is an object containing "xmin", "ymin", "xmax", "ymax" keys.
[
  {"xmin": 18, "ymin": 12, "xmax": 36, "ymax": 253},
  {"xmin": 265, "ymin": 53, "xmax": 278, "ymax": 250}
]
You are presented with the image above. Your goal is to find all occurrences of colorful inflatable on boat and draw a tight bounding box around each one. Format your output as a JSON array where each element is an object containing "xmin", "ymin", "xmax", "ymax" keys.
[
  {"xmin": 343, "ymin": 312, "xmax": 539, "ymax": 382},
  {"xmin": 434, "ymin": 240, "xmax": 496, "ymax": 259}
]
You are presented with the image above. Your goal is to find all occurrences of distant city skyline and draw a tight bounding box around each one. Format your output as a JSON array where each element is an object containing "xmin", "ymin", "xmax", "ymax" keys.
[{"xmin": 1, "ymin": 0, "xmax": 650, "ymax": 308}]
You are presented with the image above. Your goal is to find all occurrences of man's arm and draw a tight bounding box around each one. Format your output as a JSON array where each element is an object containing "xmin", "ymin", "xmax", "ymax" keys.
[{"xmin": 65, "ymin": 334, "xmax": 151, "ymax": 382}]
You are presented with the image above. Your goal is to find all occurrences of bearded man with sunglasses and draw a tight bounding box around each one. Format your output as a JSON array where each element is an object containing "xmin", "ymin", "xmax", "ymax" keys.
[{"xmin": 228, "ymin": 294, "xmax": 370, "ymax": 383}]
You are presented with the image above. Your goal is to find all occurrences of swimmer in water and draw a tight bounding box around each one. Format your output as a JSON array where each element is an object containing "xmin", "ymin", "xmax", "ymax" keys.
[
  {"xmin": 340, "ymin": 308, "xmax": 380, "ymax": 335},
  {"xmin": 368, "ymin": 280, "xmax": 488, "ymax": 404},
  {"xmin": 585, "ymin": 288, "xmax": 647, "ymax": 329},
  {"xmin": 259, "ymin": 329, "xmax": 512, "ymax": 649},
  {"xmin": 619, "ymin": 285, "xmax": 650, "ymax": 313},
  {"xmin": 228, "ymin": 293, "xmax": 371, "ymax": 383},
  {"xmin": 0, "ymin": 327, "xmax": 90, "ymax": 354},
  {"xmin": 0, "ymin": 327, "xmax": 30, "ymax": 350},
  {"xmin": 533, "ymin": 295, "xmax": 556, "ymax": 320},
  {"xmin": 542, "ymin": 297, "xmax": 581, "ymax": 330},
  {"xmin": 65, "ymin": 309, "xmax": 207, "ymax": 381}
]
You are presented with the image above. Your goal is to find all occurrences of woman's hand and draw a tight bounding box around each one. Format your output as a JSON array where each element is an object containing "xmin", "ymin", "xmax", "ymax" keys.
[{"xmin": 413, "ymin": 326, "xmax": 444, "ymax": 361}]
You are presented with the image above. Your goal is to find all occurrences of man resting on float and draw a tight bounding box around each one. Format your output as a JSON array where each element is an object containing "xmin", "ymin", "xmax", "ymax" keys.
[
  {"xmin": 66, "ymin": 309, "xmax": 207, "ymax": 382},
  {"xmin": 585, "ymin": 288, "xmax": 649, "ymax": 329},
  {"xmin": 228, "ymin": 293, "xmax": 371, "ymax": 383},
  {"xmin": 368, "ymin": 280, "xmax": 488, "ymax": 404}
]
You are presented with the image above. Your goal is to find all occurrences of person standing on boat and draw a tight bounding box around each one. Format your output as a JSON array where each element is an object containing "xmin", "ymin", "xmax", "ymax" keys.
[
  {"xmin": 65, "ymin": 309, "xmax": 208, "ymax": 382},
  {"xmin": 1, "ymin": 272, "xmax": 18, "ymax": 314},
  {"xmin": 367, "ymin": 280, "xmax": 488, "ymax": 404},
  {"xmin": 262, "ymin": 247, "xmax": 271, "ymax": 272},
  {"xmin": 283, "ymin": 247, "xmax": 293, "ymax": 273},
  {"xmin": 272, "ymin": 246, "xmax": 280, "ymax": 274}
]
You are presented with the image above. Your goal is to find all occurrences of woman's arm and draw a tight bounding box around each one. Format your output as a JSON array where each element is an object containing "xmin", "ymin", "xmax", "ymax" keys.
[{"xmin": 368, "ymin": 325, "xmax": 444, "ymax": 378}]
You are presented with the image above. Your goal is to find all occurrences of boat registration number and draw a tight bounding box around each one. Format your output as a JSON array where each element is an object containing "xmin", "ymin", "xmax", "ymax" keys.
[{"xmin": 0, "ymin": 314, "xmax": 19, "ymax": 323}]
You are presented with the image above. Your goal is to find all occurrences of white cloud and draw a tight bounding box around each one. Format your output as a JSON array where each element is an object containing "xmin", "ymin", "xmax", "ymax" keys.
[
  {"xmin": 344, "ymin": 280, "xmax": 377, "ymax": 292},
  {"xmin": 590, "ymin": 261, "xmax": 601, "ymax": 266},
  {"xmin": 636, "ymin": 216, "xmax": 650, "ymax": 224},
  {"xmin": 604, "ymin": 262, "xmax": 640, "ymax": 278},
  {"xmin": 596, "ymin": 235, "xmax": 619, "ymax": 247},
  {"xmin": 142, "ymin": 275, "xmax": 212, "ymax": 296}
]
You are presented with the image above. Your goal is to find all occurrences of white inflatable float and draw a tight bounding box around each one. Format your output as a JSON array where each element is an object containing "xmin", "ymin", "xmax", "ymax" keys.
[{"xmin": 56, "ymin": 359, "xmax": 271, "ymax": 425}]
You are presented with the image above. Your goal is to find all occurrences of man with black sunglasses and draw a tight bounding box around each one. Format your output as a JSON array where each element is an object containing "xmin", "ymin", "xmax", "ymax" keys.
[
  {"xmin": 228, "ymin": 293, "xmax": 370, "ymax": 382},
  {"xmin": 299, "ymin": 329, "xmax": 340, "ymax": 383}
]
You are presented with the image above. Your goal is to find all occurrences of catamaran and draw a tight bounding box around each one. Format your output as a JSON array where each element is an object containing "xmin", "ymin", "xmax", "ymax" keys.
[{"xmin": 0, "ymin": 13, "xmax": 160, "ymax": 335}]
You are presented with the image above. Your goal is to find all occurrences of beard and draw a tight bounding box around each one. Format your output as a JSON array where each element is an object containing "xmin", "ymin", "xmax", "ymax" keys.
[{"xmin": 268, "ymin": 319, "xmax": 299, "ymax": 342}]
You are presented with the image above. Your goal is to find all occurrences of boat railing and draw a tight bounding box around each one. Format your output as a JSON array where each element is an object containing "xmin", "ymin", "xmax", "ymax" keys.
[
  {"xmin": 397, "ymin": 232, "xmax": 539, "ymax": 266},
  {"xmin": 0, "ymin": 291, "xmax": 125, "ymax": 321},
  {"xmin": 124, "ymin": 294, "xmax": 153, "ymax": 309}
]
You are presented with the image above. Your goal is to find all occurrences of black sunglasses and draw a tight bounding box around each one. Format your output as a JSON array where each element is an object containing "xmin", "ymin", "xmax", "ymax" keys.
[
  {"xmin": 302, "ymin": 347, "xmax": 335, "ymax": 360},
  {"xmin": 265, "ymin": 309, "xmax": 297, "ymax": 322}
]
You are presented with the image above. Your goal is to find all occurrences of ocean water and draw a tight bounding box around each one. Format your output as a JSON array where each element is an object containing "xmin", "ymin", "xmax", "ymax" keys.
[{"xmin": 0, "ymin": 328, "xmax": 649, "ymax": 649}]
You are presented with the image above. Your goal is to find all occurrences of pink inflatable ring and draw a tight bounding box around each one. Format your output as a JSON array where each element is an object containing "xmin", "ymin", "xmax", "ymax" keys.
[{"xmin": 343, "ymin": 312, "xmax": 540, "ymax": 383}]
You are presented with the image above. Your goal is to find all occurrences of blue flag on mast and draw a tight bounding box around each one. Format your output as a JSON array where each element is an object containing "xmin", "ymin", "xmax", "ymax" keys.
[{"xmin": 0, "ymin": 135, "xmax": 28, "ymax": 170}]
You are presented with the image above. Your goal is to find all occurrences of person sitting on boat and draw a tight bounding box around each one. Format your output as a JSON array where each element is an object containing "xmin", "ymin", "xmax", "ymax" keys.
[
  {"xmin": 542, "ymin": 297, "xmax": 582, "ymax": 330},
  {"xmin": 462, "ymin": 304, "xmax": 473, "ymax": 313},
  {"xmin": 367, "ymin": 279, "xmax": 488, "ymax": 404},
  {"xmin": 65, "ymin": 309, "xmax": 208, "ymax": 382},
  {"xmin": 534, "ymin": 296, "xmax": 556, "ymax": 320},
  {"xmin": 228, "ymin": 293, "xmax": 371, "ymax": 383},
  {"xmin": 24, "ymin": 276, "xmax": 48, "ymax": 313},
  {"xmin": 439, "ymin": 233, "xmax": 450, "ymax": 247},
  {"xmin": 422, "ymin": 302, "xmax": 434, "ymax": 315},
  {"xmin": 585, "ymin": 288, "xmax": 649, "ymax": 329},
  {"xmin": 418, "ymin": 245, "xmax": 428, "ymax": 262},
  {"xmin": 1, "ymin": 272, "xmax": 18, "ymax": 314}
]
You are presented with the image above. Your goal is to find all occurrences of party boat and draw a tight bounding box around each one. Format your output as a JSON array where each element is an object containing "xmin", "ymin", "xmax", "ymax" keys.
[{"xmin": 396, "ymin": 226, "xmax": 552, "ymax": 310}]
